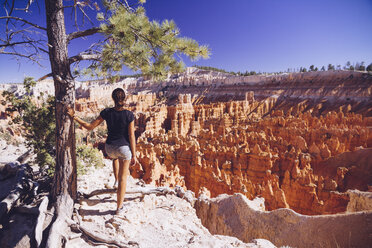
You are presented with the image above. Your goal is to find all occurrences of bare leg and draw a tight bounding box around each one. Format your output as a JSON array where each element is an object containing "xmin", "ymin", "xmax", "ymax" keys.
[
  {"xmin": 112, "ymin": 159, "xmax": 119, "ymax": 185},
  {"xmin": 117, "ymin": 159, "xmax": 130, "ymax": 210}
]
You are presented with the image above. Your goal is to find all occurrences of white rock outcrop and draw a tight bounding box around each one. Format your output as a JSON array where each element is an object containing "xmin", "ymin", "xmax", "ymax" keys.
[
  {"xmin": 347, "ymin": 189, "xmax": 372, "ymax": 212},
  {"xmin": 195, "ymin": 193, "xmax": 372, "ymax": 248}
]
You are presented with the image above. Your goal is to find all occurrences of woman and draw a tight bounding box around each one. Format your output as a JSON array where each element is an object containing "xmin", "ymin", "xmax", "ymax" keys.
[{"xmin": 67, "ymin": 88, "xmax": 136, "ymax": 215}]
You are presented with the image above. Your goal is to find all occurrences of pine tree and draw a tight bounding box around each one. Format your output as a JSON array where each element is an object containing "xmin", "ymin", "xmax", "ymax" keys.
[
  {"xmin": 359, "ymin": 62, "xmax": 366, "ymax": 71},
  {"xmin": 328, "ymin": 64, "xmax": 335, "ymax": 71},
  {"xmin": 346, "ymin": 61, "xmax": 351, "ymax": 70},
  {"xmin": 0, "ymin": 1, "xmax": 209, "ymax": 246},
  {"xmin": 355, "ymin": 62, "xmax": 361, "ymax": 71},
  {"xmin": 366, "ymin": 63, "xmax": 372, "ymax": 72}
]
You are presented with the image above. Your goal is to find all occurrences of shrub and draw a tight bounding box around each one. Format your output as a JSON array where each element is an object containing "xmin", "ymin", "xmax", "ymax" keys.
[
  {"xmin": 76, "ymin": 144, "xmax": 104, "ymax": 175},
  {"xmin": 1, "ymin": 77, "xmax": 56, "ymax": 172}
]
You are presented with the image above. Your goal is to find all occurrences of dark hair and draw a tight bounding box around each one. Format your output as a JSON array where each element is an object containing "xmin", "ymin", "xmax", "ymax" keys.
[{"xmin": 112, "ymin": 88, "xmax": 126, "ymax": 107}]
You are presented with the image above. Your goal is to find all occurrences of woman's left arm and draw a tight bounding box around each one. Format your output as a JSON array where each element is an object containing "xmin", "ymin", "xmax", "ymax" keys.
[{"xmin": 128, "ymin": 120, "xmax": 137, "ymax": 164}]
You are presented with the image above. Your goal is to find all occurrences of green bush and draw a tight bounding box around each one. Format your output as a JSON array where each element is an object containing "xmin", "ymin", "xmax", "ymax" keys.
[
  {"xmin": 76, "ymin": 144, "xmax": 104, "ymax": 175},
  {"xmin": 2, "ymin": 77, "xmax": 106, "ymax": 176},
  {"xmin": 1, "ymin": 77, "xmax": 56, "ymax": 171}
]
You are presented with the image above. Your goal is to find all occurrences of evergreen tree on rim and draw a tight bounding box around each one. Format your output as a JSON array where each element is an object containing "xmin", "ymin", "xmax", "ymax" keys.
[{"xmin": 0, "ymin": 0, "xmax": 209, "ymax": 246}]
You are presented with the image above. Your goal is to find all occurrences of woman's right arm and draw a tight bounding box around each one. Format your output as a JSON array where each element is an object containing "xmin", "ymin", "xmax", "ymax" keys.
[
  {"xmin": 67, "ymin": 108, "xmax": 104, "ymax": 131},
  {"xmin": 128, "ymin": 120, "xmax": 137, "ymax": 164}
]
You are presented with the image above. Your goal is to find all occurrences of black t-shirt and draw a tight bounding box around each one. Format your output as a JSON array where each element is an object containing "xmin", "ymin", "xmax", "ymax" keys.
[{"xmin": 100, "ymin": 108, "xmax": 134, "ymax": 146}]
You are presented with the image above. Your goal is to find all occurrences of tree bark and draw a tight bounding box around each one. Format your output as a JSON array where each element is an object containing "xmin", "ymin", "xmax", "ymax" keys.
[
  {"xmin": 35, "ymin": 196, "xmax": 49, "ymax": 247},
  {"xmin": 45, "ymin": 0, "xmax": 77, "ymax": 201},
  {"xmin": 45, "ymin": 0, "xmax": 77, "ymax": 246}
]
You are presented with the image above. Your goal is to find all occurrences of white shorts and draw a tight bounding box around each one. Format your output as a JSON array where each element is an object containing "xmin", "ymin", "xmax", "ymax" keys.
[{"xmin": 105, "ymin": 144, "xmax": 132, "ymax": 160}]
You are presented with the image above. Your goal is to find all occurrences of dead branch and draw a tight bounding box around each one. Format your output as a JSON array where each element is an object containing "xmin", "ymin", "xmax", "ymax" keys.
[
  {"xmin": 8, "ymin": 0, "xmax": 35, "ymax": 12},
  {"xmin": 14, "ymin": 205, "xmax": 39, "ymax": 215},
  {"xmin": 83, "ymin": 188, "xmax": 116, "ymax": 198},
  {"xmin": 67, "ymin": 27, "xmax": 101, "ymax": 42},
  {"xmin": 16, "ymin": 150, "xmax": 32, "ymax": 164},
  {"xmin": 78, "ymin": 5, "xmax": 94, "ymax": 26},
  {"xmin": 0, "ymin": 16, "xmax": 47, "ymax": 31},
  {"xmin": 25, "ymin": 0, "xmax": 34, "ymax": 12},
  {"xmin": 35, "ymin": 196, "xmax": 49, "ymax": 247},
  {"xmin": 70, "ymin": 210, "xmax": 138, "ymax": 248},
  {"xmin": 38, "ymin": 46, "xmax": 49, "ymax": 54},
  {"xmin": 0, "ymin": 162, "xmax": 18, "ymax": 181},
  {"xmin": 37, "ymin": 73, "xmax": 53, "ymax": 82},
  {"xmin": 5, "ymin": 162, "xmax": 21, "ymax": 174},
  {"xmin": 0, "ymin": 40, "xmax": 37, "ymax": 48},
  {"xmin": 0, "ymin": 51, "xmax": 42, "ymax": 65},
  {"xmin": 0, "ymin": 163, "xmax": 6, "ymax": 173},
  {"xmin": 70, "ymin": 223, "xmax": 136, "ymax": 248},
  {"xmin": 83, "ymin": 186, "xmax": 175, "ymax": 199},
  {"xmin": 68, "ymin": 233, "xmax": 82, "ymax": 240},
  {"xmin": 69, "ymin": 53, "xmax": 101, "ymax": 64},
  {"xmin": 0, "ymin": 165, "xmax": 29, "ymax": 219}
]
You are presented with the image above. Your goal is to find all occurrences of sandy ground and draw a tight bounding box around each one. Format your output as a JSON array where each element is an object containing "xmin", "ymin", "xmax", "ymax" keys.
[{"xmin": 0, "ymin": 139, "xmax": 27, "ymax": 164}]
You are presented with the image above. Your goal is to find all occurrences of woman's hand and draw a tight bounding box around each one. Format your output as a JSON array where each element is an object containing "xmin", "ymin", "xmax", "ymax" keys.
[
  {"xmin": 131, "ymin": 156, "xmax": 138, "ymax": 166},
  {"xmin": 66, "ymin": 107, "xmax": 75, "ymax": 118}
]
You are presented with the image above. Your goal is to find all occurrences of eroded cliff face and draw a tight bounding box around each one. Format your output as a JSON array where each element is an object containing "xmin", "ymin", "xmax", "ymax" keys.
[
  {"xmin": 123, "ymin": 70, "xmax": 372, "ymax": 215},
  {"xmin": 4, "ymin": 69, "xmax": 370, "ymax": 216},
  {"xmin": 128, "ymin": 94, "xmax": 371, "ymax": 215}
]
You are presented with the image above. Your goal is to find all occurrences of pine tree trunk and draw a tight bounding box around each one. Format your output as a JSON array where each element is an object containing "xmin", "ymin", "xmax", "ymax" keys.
[
  {"xmin": 45, "ymin": 0, "xmax": 77, "ymax": 202},
  {"xmin": 44, "ymin": 0, "xmax": 77, "ymax": 246}
]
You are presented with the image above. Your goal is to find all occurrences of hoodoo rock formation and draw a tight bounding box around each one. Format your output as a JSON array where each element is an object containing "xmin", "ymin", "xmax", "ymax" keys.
[
  {"xmin": 130, "ymin": 96, "xmax": 371, "ymax": 215},
  {"xmin": 120, "ymin": 69, "xmax": 371, "ymax": 216}
]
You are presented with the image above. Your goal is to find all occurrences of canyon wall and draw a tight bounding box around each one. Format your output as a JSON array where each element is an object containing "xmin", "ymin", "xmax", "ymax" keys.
[
  {"xmin": 125, "ymin": 70, "xmax": 372, "ymax": 215},
  {"xmin": 2, "ymin": 69, "xmax": 371, "ymax": 215},
  {"xmin": 130, "ymin": 93, "xmax": 371, "ymax": 215}
]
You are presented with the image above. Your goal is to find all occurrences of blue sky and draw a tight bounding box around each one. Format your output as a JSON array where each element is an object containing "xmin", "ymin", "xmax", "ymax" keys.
[{"xmin": 0, "ymin": 0, "xmax": 371, "ymax": 83}]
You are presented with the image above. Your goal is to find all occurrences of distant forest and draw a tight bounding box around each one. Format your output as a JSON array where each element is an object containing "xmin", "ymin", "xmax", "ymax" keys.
[
  {"xmin": 94, "ymin": 61, "xmax": 372, "ymax": 81},
  {"xmin": 193, "ymin": 61, "xmax": 372, "ymax": 76}
]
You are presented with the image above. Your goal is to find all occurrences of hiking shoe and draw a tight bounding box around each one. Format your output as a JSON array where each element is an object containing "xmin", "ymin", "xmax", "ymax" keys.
[{"xmin": 115, "ymin": 203, "xmax": 130, "ymax": 215}]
